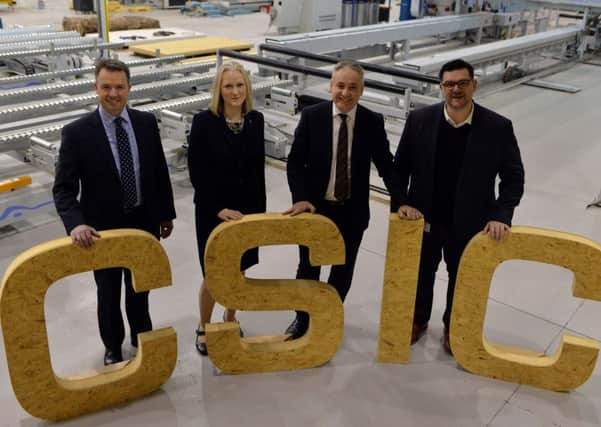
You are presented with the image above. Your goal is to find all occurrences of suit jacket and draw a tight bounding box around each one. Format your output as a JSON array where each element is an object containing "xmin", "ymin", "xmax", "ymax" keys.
[
  {"xmin": 187, "ymin": 109, "xmax": 266, "ymax": 231},
  {"xmin": 53, "ymin": 108, "xmax": 176, "ymax": 236},
  {"xmin": 287, "ymin": 101, "xmax": 400, "ymax": 231},
  {"xmin": 393, "ymin": 102, "xmax": 525, "ymax": 241}
]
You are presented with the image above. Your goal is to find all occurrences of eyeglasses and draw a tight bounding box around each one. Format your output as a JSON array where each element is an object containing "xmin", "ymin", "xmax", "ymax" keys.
[{"xmin": 441, "ymin": 79, "xmax": 472, "ymax": 89}]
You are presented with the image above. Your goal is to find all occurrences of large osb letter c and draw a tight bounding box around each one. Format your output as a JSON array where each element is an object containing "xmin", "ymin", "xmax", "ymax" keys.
[{"xmin": 0, "ymin": 229, "xmax": 177, "ymax": 420}]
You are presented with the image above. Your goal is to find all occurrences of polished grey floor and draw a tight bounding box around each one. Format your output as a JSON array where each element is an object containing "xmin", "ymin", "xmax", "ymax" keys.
[{"xmin": 2, "ymin": 3, "xmax": 601, "ymax": 427}]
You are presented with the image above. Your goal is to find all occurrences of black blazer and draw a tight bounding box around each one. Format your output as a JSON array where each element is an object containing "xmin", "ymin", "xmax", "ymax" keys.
[
  {"xmin": 187, "ymin": 109, "xmax": 266, "ymax": 224},
  {"xmin": 393, "ymin": 102, "xmax": 525, "ymax": 241},
  {"xmin": 53, "ymin": 108, "xmax": 176, "ymax": 236},
  {"xmin": 287, "ymin": 101, "xmax": 400, "ymax": 231}
]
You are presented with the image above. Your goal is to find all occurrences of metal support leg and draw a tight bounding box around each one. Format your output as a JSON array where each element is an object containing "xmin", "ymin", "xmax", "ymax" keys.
[
  {"xmin": 389, "ymin": 42, "xmax": 397, "ymax": 61},
  {"xmin": 403, "ymin": 40, "xmax": 410, "ymax": 60},
  {"xmin": 577, "ymin": 7, "xmax": 590, "ymax": 58},
  {"xmin": 216, "ymin": 49, "xmax": 223, "ymax": 68},
  {"xmin": 298, "ymin": 57, "xmax": 307, "ymax": 90},
  {"xmin": 95, "ymin": 0, "xmax": 110, "ymax": 58},
  {"xmin": 403, "ymin": 87, "xmax": 412, "ymax": 118}
]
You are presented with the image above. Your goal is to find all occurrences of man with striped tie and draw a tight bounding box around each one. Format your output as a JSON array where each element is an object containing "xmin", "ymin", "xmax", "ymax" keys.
[
  {"xmin": 53, "ymin": 58, "xmax": 176, "ymax": 365},
  {"xmin": 284, "ymin": 61, "xmax": 402, "ymax": 340}
]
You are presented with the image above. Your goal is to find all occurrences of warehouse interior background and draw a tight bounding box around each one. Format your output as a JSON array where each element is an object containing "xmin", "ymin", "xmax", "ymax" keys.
[{"xmin": 1, "ymin": 0, "xmax": 601, "ymax": 426}]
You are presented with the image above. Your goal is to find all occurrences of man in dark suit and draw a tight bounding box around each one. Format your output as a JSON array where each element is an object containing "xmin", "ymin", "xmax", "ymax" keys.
[
  {"xmin": 53, "ymin": 58, "xmax": 176, "ymax": 365},
  {"xmin": 284, "ymin": 61, "xmax": 401, "ymax": 339},
  {"xmin": 393, "ymin": 59, "xmax": 525, "ymax": 354}
]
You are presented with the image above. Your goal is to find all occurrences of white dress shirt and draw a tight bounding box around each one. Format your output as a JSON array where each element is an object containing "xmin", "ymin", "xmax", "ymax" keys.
[{"xmin": 443, "ymin": 102, "xmax": 474, "ymax": 128}]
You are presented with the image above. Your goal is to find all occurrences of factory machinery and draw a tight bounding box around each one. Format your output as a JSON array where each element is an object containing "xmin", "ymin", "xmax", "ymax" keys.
[
  {"xmin": 255, "ymin": 0, "xmax": 600, "ymax": 159},
  {"xmin": 1, "ymin": 0, "xmax": 600, "ymax": 231},
  {"xmin": 0, "ymin": 25, "xmax": 291, "ymax": 231}
]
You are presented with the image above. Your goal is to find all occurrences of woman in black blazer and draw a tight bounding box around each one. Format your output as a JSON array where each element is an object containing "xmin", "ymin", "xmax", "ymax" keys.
[{"xmin": 188, "ymin": 61, "xmax": 266, "ymax": 355}]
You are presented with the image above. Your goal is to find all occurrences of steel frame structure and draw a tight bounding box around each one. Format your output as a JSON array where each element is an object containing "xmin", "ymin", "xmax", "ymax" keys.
[
  {"xmin": 264, "ymin": 13, "xmax": 495, "ymax": 54},
  {"xmin": 396, "ymin": 25, "xmax": 582, "ymax": 74}
]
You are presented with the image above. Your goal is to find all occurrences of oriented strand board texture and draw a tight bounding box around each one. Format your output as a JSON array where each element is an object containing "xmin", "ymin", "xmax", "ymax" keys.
[
  {"xmin": 130, "ymin": 36, "xmax": 253, "ymax": 58},
  {"xmin": 204, "ymin": 213, "xmax": 345, "ymax": 374},
  {"xmin": 0, "ymin": 229, "xmax": 177, "ymax": 420},
  {"xmin": 62, "ymin": 15, "xmax": 160, "ymax": 35},
  {"xmin": 377, "ymin": 216, "xmax": 424, "ymax": 363},
  {"xmin": 451, "ymin": 226, "xmax": 601, "ymax": 391}
]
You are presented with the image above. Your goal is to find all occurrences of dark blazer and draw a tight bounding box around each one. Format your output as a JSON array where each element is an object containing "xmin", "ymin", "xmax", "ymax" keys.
[
  {"xmin": 287, "ymin": 101, "xmax": 400, "ymax": 231},
  {"xmin": 393, "ymin": 102, "xmax": 525, "ymax": 241},
  {"xmin": 53, "ymin": 108, "xmax": 176, "ymax": 236},
  {"xmin": 188, "ymin": 109, "xmax": 266, "ymax": 225}
]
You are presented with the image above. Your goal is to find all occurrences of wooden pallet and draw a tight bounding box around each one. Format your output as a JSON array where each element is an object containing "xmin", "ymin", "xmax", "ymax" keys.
[
  {"xmin": 178, "ymin": 49, "xmax": 257, "ymax": 64},
  {"xmin": 129, "ymin": 36, "xmax": 253, "ymax": 58},
  {"xmin": 127, "ymin": 5, "xmax": 152, "ymax": 13}
]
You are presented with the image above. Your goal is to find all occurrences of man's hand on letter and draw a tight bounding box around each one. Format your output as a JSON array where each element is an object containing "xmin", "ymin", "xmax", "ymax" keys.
[
  {"xmin": 284, "ymin": 201, "xmax": 316, "ymax": 216},
  {"xmin": 397, "ymin": 205, "xmax": 423, "ymax": 220},
  {"xmin": 218, "ymin": 209, "xmax": 244, "ymax": 221},
  {"xmin": 70, "ymin": 224, "xmax": 101, "ymax": 249},
  {"xmin": 483, "ymin": 221, "xmax": 511, "ymax": 241}
]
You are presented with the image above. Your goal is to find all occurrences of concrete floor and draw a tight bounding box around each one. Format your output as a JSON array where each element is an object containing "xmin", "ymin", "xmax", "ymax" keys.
[{"xmin": 2, "ymin": 2, "xmax": 601, "ymax": 427}]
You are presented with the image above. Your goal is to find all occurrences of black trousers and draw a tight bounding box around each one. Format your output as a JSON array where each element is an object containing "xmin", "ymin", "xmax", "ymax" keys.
[
  {"xmin": 295, "ymin": 202, "xmax": 364, "ymax": 325},
  {"xmin": 413, "ymin": 223, "xmax": 470, "ymax": 329},
  {"xmin": 93, "ymin": 206, "xmax": 155, "ymax": 352},
  {"xmin": 93, "ymin": 268, "xmax": 151, "ymax": 351}
]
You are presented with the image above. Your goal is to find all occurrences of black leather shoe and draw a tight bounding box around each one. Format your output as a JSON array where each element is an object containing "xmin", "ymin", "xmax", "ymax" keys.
[
  {"xmin": 195, "ymin": 329, "xmax": 208, "ymax": 356},
  {"xmin": 411, "ymin": 322, "xmax": 428, "ymax": 344},
  {"xmin": 104, "ymin": 349, "xmax": 123, "ymax": 366},
  {"xmin": 285, "ymin": 318, "xmax": 308, "ymax": 341}
]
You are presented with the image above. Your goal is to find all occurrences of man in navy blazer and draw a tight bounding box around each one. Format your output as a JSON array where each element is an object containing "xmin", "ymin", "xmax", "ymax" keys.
[
  {"xmin": 285, "ymin": 61, "xmax": 401, "ymax": 339},
  {"xmin": 53, "ymin": 58, "xmax": 176, "ymax": 365},
  {"xmin": 393, "ymin": 59, "xmax": 525, "ymax": 354}
]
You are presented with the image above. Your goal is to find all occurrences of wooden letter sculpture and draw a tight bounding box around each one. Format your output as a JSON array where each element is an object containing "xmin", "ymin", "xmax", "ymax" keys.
[
  {"xmin": 0, "ymin": 229, "xmax": 177, "ymax": 420},
  {"xmin": 451, "ymin": 226, "xmax": 601, "ymax": 391},
  {"xmin": 204, "ymin": 213, "xmax": 345, "ymax": 374},
  {"xmin": 377, "ymin": 215, "xmax": 424, "ymax": 363}
]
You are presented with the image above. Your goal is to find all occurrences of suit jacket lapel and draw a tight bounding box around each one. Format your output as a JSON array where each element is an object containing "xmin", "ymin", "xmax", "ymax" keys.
[
  {"xmin": 464, "ymin": 102, "xmax": 483, "ymax": 153},
  {"xmin": 127, "ymin": 108, "xmax": 149, "ymax": 185},
  {"xmin": 422, "ymin": 104, "xmax": 443, "ymax": 182},
  {"xmin": 429, "ymin": 104, "xmax": 443, "ymax": 156},
  {"xmin": 324, "ymin": 101, "xmax": 334, "ymax": 170},
  {"xmin": 457, "ymin": 103, "xmax": 483, "ymax": 186},
  {"xmin": 350, "ymin": 105, "xmax": 364, "ymax": 175},
  {"xmin": 91, "ymin": 109, "xmax": 121, "ymax": 184}
]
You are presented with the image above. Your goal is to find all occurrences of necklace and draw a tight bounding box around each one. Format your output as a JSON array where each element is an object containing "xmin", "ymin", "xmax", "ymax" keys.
[{"xmin": 226, "ymin": 116, "xmax": 244, "ymax": 134}]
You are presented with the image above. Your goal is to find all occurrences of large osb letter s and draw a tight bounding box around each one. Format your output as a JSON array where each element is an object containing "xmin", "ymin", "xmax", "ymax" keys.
[
  {"xmin": 204, "ymin": 213, "xmax": 345, "ymax": 374},
  {"xmin": 0, "ymin": 229, "xmax": 177, "ymax": 420}
]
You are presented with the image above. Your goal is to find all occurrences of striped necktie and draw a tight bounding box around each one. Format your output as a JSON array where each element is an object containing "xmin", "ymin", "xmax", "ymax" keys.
[{"xmin": 334, "ymin": 113, "xmax": 349, "ymax": 201}]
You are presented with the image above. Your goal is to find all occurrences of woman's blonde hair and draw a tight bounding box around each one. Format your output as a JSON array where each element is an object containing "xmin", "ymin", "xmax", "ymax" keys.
[{"xmin": 208, "ymin": 61, "xmax": 254, "ymax": 116}]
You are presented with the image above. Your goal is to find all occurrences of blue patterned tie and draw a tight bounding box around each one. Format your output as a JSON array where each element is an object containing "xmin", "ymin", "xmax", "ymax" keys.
[{"xmin": 114, "ymin": 117, "xmax": 138, "ymax": 210}]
